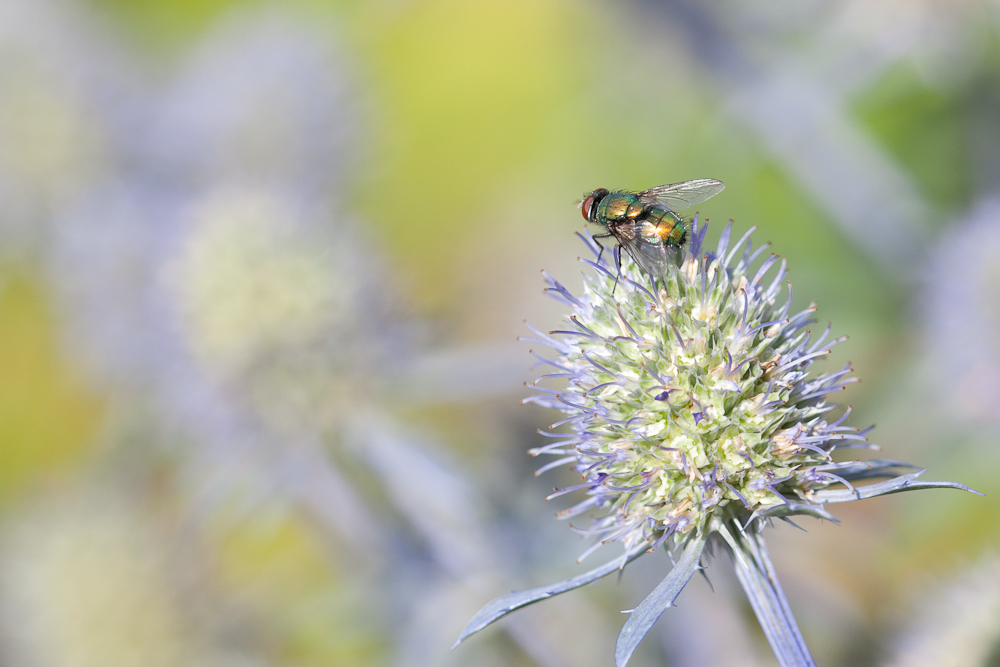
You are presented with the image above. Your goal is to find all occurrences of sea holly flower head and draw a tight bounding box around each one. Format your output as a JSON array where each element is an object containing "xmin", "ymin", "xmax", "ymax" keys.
[
  {"xmin": 455, "ymin": 217, "xmax": 978, "ymax": 667},
  {"xmin": 523, "ymin": 221, "xmax": 864, "ymax": 552}
]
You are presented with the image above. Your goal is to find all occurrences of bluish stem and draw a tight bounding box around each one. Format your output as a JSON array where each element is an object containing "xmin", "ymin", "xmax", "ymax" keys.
[{"xmin": 717, "ymin": 520, "xmax": 817, "ymax": 667}]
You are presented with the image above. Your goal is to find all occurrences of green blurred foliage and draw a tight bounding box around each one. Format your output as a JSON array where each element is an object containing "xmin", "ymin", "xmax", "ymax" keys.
[
  {"xmin": 356, "ymin": 0, "xmax": 591, "ymax": 307},
  {"xmin": 213, "ymin": 512, "xmax": 386, "ymax": 666},
  {"xmin": 90, "ymin": 0, "xmax": 246, "ymax": 54},
  {"xmin": 0, "ymin": 270, "xmax": 105, "ymax": 507},
  {"xmin": 888, "ymin": 446, "xmax": 1000, "ymax": 578},
  {"xmin": 854, "ymin": 62, "xmax": 974, "ymax": 213}
]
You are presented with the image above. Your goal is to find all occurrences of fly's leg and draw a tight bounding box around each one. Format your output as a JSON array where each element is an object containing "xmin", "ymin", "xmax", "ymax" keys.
[
  {"xmin": 589, "ymin": 232, "xmax": 622, "ymax": 295},
  {"xmin": 591, "ymin": 232, "xmax": 622, "ymax": 298},
  {"xmin": 611, "ymin": 245, "xmax": 623, "ymax": 296},
  {"xmin": 591, "ymin": 232, "xmax": 613, "ymax": 266}
]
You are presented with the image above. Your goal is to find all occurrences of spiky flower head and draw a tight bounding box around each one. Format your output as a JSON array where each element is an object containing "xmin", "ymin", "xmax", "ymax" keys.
[
  {"xmin": 524, "ymin": 219, "xmax": 865, "ymax": 556},
  {"xmin": 456, "ymin": 217, "xmax": 976, "ymax": 667},
  {"xmin": 527, "ymin": 218, "xmax": 866, "ymax": 550}
]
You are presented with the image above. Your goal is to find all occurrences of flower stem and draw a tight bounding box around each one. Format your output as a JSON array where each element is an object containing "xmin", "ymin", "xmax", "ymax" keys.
[{"xmin": 717, "ymin": 520, "xmax": 817, "ymax": 667}]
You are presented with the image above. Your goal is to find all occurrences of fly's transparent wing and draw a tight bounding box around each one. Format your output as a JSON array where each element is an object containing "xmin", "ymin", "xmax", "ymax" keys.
[
  {"xmin": 637, "ymin": 178, "xmax": 725, "ymax": 211},
  {"xmin": 614, "ymin": 220, "xmax": 676, "ymax": 277}
]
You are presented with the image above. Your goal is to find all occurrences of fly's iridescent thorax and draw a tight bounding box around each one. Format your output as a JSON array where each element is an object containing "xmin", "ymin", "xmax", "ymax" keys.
[{"xmin": 595, "ymin": 191, "xmax": 645, "ymax": 223}]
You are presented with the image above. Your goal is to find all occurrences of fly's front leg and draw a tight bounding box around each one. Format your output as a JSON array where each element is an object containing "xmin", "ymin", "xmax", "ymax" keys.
[
  {"xmin": 591, "ymin": 232, "xmax": 614, "ymax": 266},
  {"xmin": 611, "ymin": 245, "xmax": 622, "ymax": 296}
]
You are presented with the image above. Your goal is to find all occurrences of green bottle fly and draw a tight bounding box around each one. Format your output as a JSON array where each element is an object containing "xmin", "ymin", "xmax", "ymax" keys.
[{"xmin": 580, "ymin": 179, "xmax": 725, "ymax": 277}]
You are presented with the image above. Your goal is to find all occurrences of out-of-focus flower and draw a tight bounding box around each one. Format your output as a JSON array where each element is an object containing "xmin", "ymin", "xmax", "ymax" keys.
[
  {"xmin": 0, "ymin": 491, "xmax": 247, "ymax": 667},
  {"xmin": 163, "ymin": 187, "xmax": 387, "ymax": 435},
  {"xmin": 456, "ymin": 220, "xmax": 976, "ymax": 666},
  {"xmin": 0, "ymin": 0, "xmax": 131, "ymax": 256},
  {"xmin": 884, "ymin": 554, "xmax": 1000, "ymax": 667},
  {"xmin": 47, "ymin": 9, "xmax": 384, "ymax": 522},
  {"xmin": 924, "ymin": 198, "xmax": 1000, "ymax": 426},
  {"xmin": 51, "ymin": 186, "xmax": 387, "ymax": 557},
  {"xmin": 168, "ymin": 192, "xmax": 346, "ymax": 378}
]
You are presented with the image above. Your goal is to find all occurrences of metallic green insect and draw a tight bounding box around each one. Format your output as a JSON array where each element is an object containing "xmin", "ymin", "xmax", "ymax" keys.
[{"xmin": 580, "ymin": 178, "xmax": 725, "ymax": 277}]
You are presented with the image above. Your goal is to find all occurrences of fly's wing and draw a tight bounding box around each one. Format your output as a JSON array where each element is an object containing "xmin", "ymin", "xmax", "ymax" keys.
[
  {"xmin": 614, "ymin": 221, "xmax": 674, "ymax": 277},
  {"xmin": 637, "ymin": 178, "xmax": 724, "ymax": 211}
]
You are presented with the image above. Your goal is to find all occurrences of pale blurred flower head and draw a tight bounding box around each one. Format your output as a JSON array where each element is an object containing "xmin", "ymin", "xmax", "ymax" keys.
[
  {"xmin": 162, "ymin": 186, "xmax": 390, "ymax": 434},
  {"xmin": 166, "ymin": 189, "xmax": 360, "ymax": 381},
  {"xmin": 36, "ymin": 8, "xmax": 434, "ymax": 580},
  {"xmin": 925, "ymin": 199, "xmax": 1000, "ymax": 425},
  {"xmin": 0, "ymin": 493, "xmax": 205, "ymax": 667},
  {"xmin": 0, "ymin": 0, "xmax": 131, "ymax": 253},
  {"xmin": 48, "ymin": 5, "xmax": 387, "ymax": 435},
  {"xmin": 457, "ymin": 220, "xmax": 976, "ymax": 667}
]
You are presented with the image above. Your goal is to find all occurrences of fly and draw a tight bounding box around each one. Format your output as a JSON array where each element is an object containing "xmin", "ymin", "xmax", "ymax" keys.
[{"xmin": 580, "ymin": 179, "xmax": 725, "ymax": 278}]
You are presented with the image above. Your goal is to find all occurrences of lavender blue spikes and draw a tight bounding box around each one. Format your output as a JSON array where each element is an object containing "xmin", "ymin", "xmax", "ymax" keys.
[{"xmin": 455, "ymin": 221, "xmax": 978, "ymax": 666}]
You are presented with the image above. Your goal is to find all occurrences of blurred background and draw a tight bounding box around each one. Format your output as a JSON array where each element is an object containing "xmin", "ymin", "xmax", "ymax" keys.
[{"xmin": 0, "ymin": 0, "xmax": 998, "ymax": 665}]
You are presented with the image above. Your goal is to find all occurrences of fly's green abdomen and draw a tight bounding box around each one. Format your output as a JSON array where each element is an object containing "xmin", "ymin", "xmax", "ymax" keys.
[
  {"xmin": 643, "ymin": 206, "xmax": 686, "ymax": 246},
  {"xmin": 596, "ymin": 192, "xmax": 644, "ymax": 222}
]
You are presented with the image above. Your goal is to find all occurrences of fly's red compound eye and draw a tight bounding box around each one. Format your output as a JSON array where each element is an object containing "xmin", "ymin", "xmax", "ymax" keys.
[{"xmin": 581, "ymin": 195, "xmax": 595, "ymax": 221}]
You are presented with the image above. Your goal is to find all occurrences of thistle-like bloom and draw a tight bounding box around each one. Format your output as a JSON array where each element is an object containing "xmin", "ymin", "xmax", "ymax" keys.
[{"xmin": 455, "ymin": 218, "xmax": 977, "ymax": 667}]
